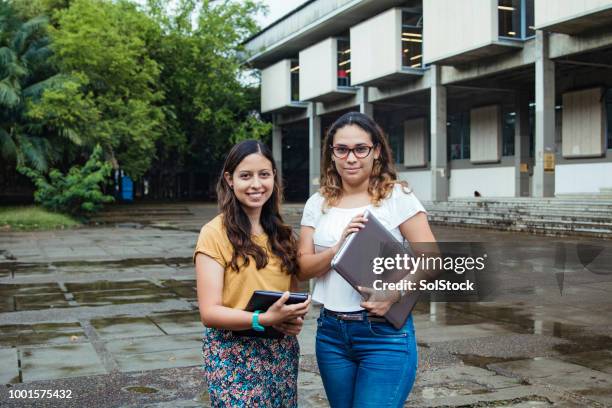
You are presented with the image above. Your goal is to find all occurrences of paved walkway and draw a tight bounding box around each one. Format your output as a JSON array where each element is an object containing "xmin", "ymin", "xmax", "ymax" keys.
[{"xmin": 0, "ymin": 203, "xmax": 611, "ymax": 407}]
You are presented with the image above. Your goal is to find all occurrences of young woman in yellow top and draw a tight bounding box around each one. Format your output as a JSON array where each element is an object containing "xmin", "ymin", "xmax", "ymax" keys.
[{"xmin": 194, "ymin": 140, "xmax": 311, "ymax": 407}]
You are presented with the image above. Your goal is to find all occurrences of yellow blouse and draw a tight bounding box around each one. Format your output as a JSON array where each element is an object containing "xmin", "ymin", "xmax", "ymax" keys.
[{"xmin": 193, "ymin": 214, "xmax": 292, "ymax": 310}]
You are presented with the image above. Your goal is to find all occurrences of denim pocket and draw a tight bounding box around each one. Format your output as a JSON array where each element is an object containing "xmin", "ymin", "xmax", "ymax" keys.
[
  {"xmin": 317, "ymin": 316, "xmax": 323, "ymax": 328},
  {"xmin": 367, "ymin": 321, "xmax": 408, "ymax": 337}
]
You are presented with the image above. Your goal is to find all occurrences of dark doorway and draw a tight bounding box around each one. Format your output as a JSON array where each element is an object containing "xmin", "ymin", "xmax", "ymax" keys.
[{"xmin": 282, "ymin": 121, "xmax": 309, "ymax": 202}]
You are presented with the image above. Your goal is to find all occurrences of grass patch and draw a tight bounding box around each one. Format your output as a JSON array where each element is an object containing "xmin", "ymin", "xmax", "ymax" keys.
[{"xmin": 0, "ymin": 206, "xmax": 80, "ymax": 231}]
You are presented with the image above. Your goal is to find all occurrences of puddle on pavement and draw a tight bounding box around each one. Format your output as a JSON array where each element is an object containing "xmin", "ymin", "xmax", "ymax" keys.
[
  {"xmin": 558, "ymin": 350, "xmax": 612, "ymax": 374},
  {"xmin": 418, "ymin": 381, "xmax": 490, "ymax": 399},
  {"xmin": 15, "ymin": 293, "xmax": 71, "ymax": 311},
  {"xmin": 149, "ymin": 311, "xmax": 202, "ymax": 335},
  {"xmin": 440, "ymin": 303, "xmax": 612, "ymax": 372},
  {"xmin": 195, "ymin": 390, "xmax": 210, "ymax": 404},
  {"xmin": 0, "ymin": 283, "xmax": 66, "ymax": 311},
  {"xmin": 4, "ymin": 257, "xmax": 192, "ymax": 277},
  {"xmin": 160, "ymin": 279, "xmax": 197, "ymax": 299},
  {"xmin": 65, "ymin": 280, "xmax": 161, "ymax": 292},
  {"xmin": 0, "ymin": 295, "xmax": 14, "ymax": 312},
  {"xmin": 124, "ymin": 386, "xmax": 159, "ymax": 394},
  {"xmin": 0, "ymin": 262, "xmax": 56, "ymax": 277},
  {"xmin": 165, "ymin": 286, "xmax": 197, "ymax": 300},
  {"xmin": 115, "ymin": 343, "xmax": 202, "ymax": 372},
  {"xmin": 20, "ymin": 343, "xmax": 106, "ymax": 382},
  {"xmin": 421, "ymin": 302, "xmax": 499, "ymax": 326},
  {"xmin": 160, "ymin": 279, "xmax": 195, "ymax": 288},
  {"xmin": 0, "ymin": 282, "xmax": 62, "ymax": 295},
  {"xmin": 109, "ymin": 339, "xmax": 202, "ymax": 372},
  {"xmin": 483, "ymin": 396, "xmax": 553, "ymax": 407},
  {"xmin": 0, "ymin": 322, "xmax": 84, "ymax": 347},
  {"xmin": 91, "ymin": 316, "xmax": 164, "ymax": 339},
  {"xmin": 453, "ymin": 354, "xmax": 524, "ymax": 371},
  {"xmin": 72, "ymin": 288, "xmax": 178, "ymax": 307}
]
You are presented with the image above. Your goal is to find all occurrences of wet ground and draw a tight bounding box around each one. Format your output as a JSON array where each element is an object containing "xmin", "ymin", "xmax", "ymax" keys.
[{"xmin": 0, "ymin": 202, "xmax": 611, "ymax": 407}]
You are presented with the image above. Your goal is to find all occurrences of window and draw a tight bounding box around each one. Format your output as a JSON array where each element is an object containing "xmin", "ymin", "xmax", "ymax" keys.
[
  {"xmin": 447, "ymin": 112, "xmax": 470, "ymax": 160},
  {"xmin": 502, "ymin": 108, "xmax": 515, "ymax": 156},
  {"xmin": 498, "ymin": 0, "xmax": 535, "ymax": 40},
  {"xmin": 526, "ymin": 0, "xmax": 535, "ymax": 37},
  {"xmin": 290, "ymin": 60, "xmax": 299, "ymax": 102},
  {"xmin": 529, "ymin": 102, "xmax": 535, "ymax": 157},
  {"xmin": 606, "ymin": 88, "xmax": 612, "ymax": 150},
  {"xmin": 388, "ymin": 127, "xmax": 404, "ymax": 164},
  {"xmin": 376, "ymin": 114, "xmax": 404, "ymax": 164},
  {"xmin": 401, "ymin": 12, "xmax": 423, "ymax": 69},
  {"xmin": 337, "ymin": 38, "xmax": 351, "ymax": 87}
]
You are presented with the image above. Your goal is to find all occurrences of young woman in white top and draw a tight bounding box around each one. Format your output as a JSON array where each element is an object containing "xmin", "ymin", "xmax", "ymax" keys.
[{"xmin": 297, "ymin": 112, "xmax": 436, "ymax": 408}]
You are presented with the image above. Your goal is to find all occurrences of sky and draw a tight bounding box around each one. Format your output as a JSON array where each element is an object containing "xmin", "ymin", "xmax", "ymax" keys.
[{"xmin": 255, "ymin": 0, "xmax": 310, "ymax": 29}]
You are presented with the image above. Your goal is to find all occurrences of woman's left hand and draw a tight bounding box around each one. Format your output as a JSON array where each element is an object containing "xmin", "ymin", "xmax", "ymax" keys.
[
  {"xmin": 272, "ymin": 316, "xmax": 304, "ymax": 336},
  {"xmin": 357, "ymin": 286, "xmax": 400, "ymax": 316}
]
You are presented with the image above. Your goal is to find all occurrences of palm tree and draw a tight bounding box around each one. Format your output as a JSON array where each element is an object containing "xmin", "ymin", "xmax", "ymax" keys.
[{"xmin": 0, "ymin": 1, "xmax": 67, "ymax": 171}]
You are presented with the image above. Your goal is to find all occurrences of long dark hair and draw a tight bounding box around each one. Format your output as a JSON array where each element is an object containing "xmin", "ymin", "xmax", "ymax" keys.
[
  {"xmin": 320, "ymin": 111, "xmax": 409, "ymax": 208},
  {"xmin": 216, "ymin": 140, "xmax": 298, "ymax": 275}
]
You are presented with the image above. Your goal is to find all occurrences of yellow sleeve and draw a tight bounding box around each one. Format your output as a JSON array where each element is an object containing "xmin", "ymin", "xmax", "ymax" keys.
[{"xmin": 193, "ymin": 224, "xmax": 229, "ymax": 267}]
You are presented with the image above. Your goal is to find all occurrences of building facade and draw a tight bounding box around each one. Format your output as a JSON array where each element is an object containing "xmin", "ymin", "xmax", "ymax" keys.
[{"xmin": 244, "ymin": 0, "xmax": 612, "ymax": 202}]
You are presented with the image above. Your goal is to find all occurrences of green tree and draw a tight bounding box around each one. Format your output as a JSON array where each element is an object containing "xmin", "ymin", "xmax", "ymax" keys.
[
  {"xmin": 48, "ymin": 0, "xmax": 164, "ymax": 179},
  {"xmin": 144, "ymin": 0, "xmax": 271, "ymax": 197},
  {"xmin": 0, "ymin": 1, "xmax": 74, "ymax": 171}
]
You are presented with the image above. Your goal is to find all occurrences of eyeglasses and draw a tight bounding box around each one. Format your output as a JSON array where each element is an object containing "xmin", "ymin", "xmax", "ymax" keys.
[{"xmin": 330, "ymin": 144, "xmax": 376, "ymax": 159}]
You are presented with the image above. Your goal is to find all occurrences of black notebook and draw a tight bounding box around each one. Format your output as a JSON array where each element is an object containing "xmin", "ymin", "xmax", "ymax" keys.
[{"xmin": 232, "ymin": 290, "xmax": 309, "ymax": 338}]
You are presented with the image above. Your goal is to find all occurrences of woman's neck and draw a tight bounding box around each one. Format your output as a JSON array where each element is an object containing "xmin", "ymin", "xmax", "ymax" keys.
[
  {"xmin": 342, "ymin": 177, "xmax": 369, "ymax": 196},
  {"xmin": 241, "ymin": 206, "xmax": 263, "ymax": 234},
  {"xmin": 337, "ymin": 178, "xmax": 371, "ymax": 208}
]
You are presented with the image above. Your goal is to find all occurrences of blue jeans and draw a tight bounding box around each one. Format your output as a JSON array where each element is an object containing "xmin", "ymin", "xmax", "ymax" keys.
[{"xmin": 315, "ymin": 309, "xmax": 418, "ymax": 408}]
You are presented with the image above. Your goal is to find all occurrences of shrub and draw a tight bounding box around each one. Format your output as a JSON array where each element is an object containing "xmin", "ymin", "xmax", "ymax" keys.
[{"xmin": 19, "ymin": 145, "xmax": 114, "ymax": 216}]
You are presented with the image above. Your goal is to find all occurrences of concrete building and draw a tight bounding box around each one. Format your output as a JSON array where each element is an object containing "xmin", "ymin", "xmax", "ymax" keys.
[{"xmin": 244, "ymin": 0, "xmax": 612, "ymax": 203}]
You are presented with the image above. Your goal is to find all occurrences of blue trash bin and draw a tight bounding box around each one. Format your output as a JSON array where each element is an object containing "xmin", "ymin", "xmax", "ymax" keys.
[{"xmin": 121, "ymin": 175, "xmax": 134, "ymax": 201}]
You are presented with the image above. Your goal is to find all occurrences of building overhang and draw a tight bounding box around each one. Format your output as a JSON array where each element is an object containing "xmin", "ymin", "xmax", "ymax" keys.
[
  {"xmin": 428, "ymin": 41, "xmax": 524, "ymax": 67},
  {"xmin": 353, "ymin": 68, "xmax": 425, "ymax": 87},
  {"xmin": 244, "ymin": 0, "xmax": 412, "ymax": 69},
  {"xmin": 265, "ymin": 102, "xmax": 309, "ymax": 115},
  {"xmin": 536, "ymin": 6, "xmax": 612, "ymax": 35},
  {"xmin": 302, "ymin": 88, "xmax": 358, "ymax": 103}
]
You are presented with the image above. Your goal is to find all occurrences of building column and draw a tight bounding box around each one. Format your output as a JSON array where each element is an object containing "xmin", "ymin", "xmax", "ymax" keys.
[
  {"xmin": 271, "ymin": 116, "xmax": 283, "ymax": 187},
  {"xmin": 514, "ymin": 92, "xmax": 530, "ymax": 197},
  {"xmin": 534, "ymin": 30, "xmax": 555, "ymax": 197},
  {"xmin": 430, "ymin": 65, "xmax": 449, "ymax": 202},
  {"xmin": 308, "ymin": 103, "xmax": 321, "ymax": 196},
  {"xmin": 358, "ymin": 87, "xmax": 373, "ymax": 117}
]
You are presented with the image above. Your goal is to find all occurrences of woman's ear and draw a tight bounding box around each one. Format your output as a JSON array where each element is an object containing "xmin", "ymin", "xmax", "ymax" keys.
[
  {"xmin": 223, "ymin": 172, "xmax": 233, "ymax": 189},
  {"xmin": 374, "ymin": 144, "xmax": 381, "ymax": 160}
]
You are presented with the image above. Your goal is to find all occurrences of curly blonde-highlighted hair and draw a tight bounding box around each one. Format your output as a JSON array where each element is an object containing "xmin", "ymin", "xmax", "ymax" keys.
[{"xmin": 319, "ymin": 111, "xmax": 410, "ymax": 209}]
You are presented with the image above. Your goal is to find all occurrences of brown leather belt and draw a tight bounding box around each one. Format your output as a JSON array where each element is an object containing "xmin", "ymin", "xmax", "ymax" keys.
[{"xmin": 323, "ymin": 308, "xmax": 387, "ymax": 323}]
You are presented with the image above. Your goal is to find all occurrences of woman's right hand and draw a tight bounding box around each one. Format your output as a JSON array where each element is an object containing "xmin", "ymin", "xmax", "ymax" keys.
[
  {"xmin": 331, "ymin": 213, "xmax": 368, "ymax": 254},
  {"xmin": 259, "ymin": 292, "xmax": 311, "ymax": 327}
]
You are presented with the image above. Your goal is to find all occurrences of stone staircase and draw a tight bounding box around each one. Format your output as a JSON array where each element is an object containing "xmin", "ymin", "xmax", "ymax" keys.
[
  {"xmin": 89, "ymin": 203, "xmax": 207, "ymax": 231},
  {"xmin": 424, "ymin": 197, "xmax": 612, "ymax": 239},
  {"xmin": 91, "ymin": 200, "xmax": 612, "ymax": 239}
]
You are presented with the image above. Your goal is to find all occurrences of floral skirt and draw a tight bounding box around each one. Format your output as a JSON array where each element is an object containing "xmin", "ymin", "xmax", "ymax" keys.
[{"xmin": 201, "ymin": 327, "xmax": 299, "ymax": 407}]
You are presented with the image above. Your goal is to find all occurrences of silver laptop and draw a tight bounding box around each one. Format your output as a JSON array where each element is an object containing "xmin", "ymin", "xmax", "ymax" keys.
[{"xmin": 330, "ymin": 209, "xmax": 419, "ymax": 329}]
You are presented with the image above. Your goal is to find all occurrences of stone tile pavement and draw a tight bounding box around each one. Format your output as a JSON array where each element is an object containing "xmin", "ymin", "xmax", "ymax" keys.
[{"xmin": 0, "ymin": 202, "xmax": 610, "ymax": 407}]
